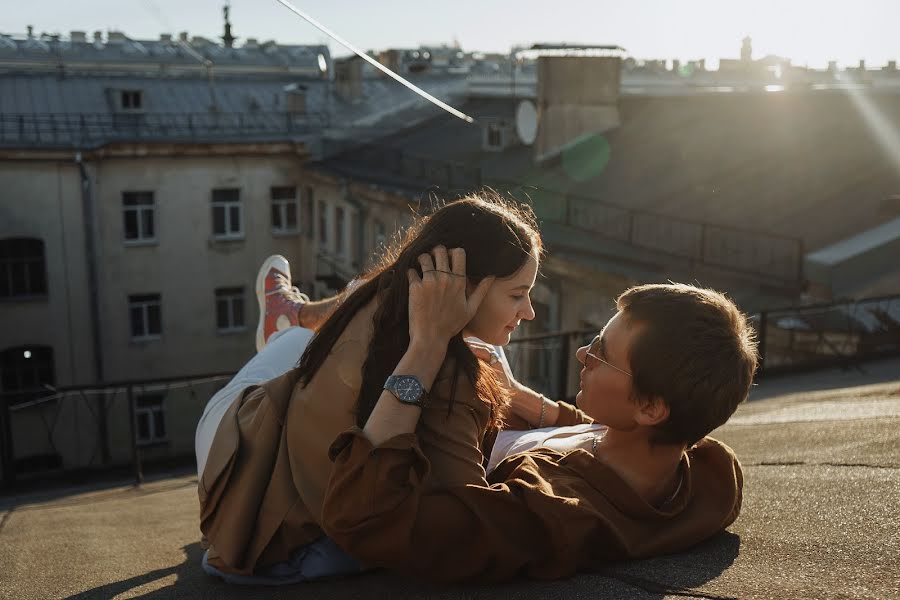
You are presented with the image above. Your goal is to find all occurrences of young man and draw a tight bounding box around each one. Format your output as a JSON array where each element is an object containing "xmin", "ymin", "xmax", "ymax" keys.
[{"xmin": 321, "ymin": 247, "xmax": 758, "ymax": 582}]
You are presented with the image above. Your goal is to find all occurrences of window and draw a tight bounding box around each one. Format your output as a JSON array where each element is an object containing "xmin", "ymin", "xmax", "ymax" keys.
[
  {"xmin": 212, "ymin": 189, "xmax": 243, "ymax": 240},
  {"xmin": 335, "ymin": 206, "xmax": 346, "ymax": 256},
  {"xmin": 122, "ymin": 191, "xmax": 155, "ymax": 243},
  {"xmin": 318, "ymin": 200, "xmax": 329, "ymax": 249},
  {"xmin": 129, "ymin": 294, "xmax": 161, "ymax": 340},
  {"xmin": 0, "ymin": 345, "xmax": 54, "ymax": 406},
  {"xmin": 270, "ymin": 186, "xmax": 299, "ymax": 234},
  {"xmin": 484, "ymin": 121, "xmax": 508, "ymax": 151},
  {"xmin": 0, "ymin": 238, "xmax": 47, "ymax": 299},
  {"xmin": 303, "ymin": 187, "xmax": 314, "ymax": 237},
  {"xmin": 120, "ymin": 90, "xmax": 143, "ymax": 110},
  {"xmin": 135, "ymin": 393, "xmax": 167, "ymax": 445},
  {"xmin": 215, "ymin": 287, "xmax": 245, "ymax": 332}
]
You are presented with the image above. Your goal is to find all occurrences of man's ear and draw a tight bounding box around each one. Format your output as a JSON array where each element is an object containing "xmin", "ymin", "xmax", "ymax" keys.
[{"xmin": 635, "ymin": 395, "xmax": 669, "ymax": 427}]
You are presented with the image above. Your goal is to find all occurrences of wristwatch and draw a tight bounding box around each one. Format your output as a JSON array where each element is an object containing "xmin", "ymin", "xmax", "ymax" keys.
[{"xmin": 383, "ymin": 375, "xmax": 428, "ymax": 407}]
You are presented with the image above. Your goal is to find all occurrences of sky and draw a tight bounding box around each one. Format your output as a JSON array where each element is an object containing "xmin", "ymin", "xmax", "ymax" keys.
[{"xmin": 2, "ymin": 0, "xmax": 897, "ymax": 69}]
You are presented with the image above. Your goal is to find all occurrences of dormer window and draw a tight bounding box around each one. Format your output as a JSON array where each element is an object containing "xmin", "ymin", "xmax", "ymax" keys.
[
  {"xmin": 120, "ymin": 90, "xmax": 143, "ymax": 111},
  {"xmin": 483, "ymin": 120, "xmax": 514, "ymax": 151}
]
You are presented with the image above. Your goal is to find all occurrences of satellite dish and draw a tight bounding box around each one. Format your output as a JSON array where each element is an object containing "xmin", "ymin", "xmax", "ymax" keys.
[{"xmin": 515, "ymin": 100, "xmax": 538, "ymax": 145}]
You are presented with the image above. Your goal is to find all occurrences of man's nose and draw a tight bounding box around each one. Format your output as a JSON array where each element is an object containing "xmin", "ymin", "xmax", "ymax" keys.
[{"xmin": 575, "ymin": 345, "xmax": 587, "ymax": 365}]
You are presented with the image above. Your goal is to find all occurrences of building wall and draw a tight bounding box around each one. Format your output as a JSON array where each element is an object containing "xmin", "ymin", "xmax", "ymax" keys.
[
  {"xmin": 0, "ymin": 161, "xmax": 95, "ymax": 387},
  {"xmin": 1, "ymin": 150, "xmax": 417, "ymax": 478}
]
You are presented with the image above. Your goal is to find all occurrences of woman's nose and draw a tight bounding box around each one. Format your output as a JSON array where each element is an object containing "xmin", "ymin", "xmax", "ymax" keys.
[{"xmin": 521, "ymin": 297, "xmax": 536, "ymax": 321}]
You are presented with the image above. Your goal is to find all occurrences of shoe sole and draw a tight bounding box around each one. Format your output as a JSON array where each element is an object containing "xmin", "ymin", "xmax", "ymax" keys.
[{"xmin": 255, "ymin": 255, "xmax": 290, "ymax": 352}]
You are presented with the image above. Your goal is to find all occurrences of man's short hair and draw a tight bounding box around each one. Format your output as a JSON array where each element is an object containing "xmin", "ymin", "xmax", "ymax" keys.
[{"xmin": 616, "ymin": 283, "xmax": 759, "ymax": 446}]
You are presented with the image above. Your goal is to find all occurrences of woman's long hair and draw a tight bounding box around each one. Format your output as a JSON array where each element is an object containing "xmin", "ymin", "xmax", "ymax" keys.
[{"xmin": 295, "ymin": 193, "xmax": 542, "ymax": 431}]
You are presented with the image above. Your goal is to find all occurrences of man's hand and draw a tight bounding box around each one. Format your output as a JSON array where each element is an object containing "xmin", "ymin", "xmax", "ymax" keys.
[
  {"xmin": 466, "ymin": 340, "xmax": 519, "ymax": 392},
  {"xmin": 407, "ymin": 246, "xmax": 493, "ymax": 348}
]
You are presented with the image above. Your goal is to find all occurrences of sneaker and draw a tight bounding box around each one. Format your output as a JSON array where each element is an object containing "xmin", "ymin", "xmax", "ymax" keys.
[{"xmin": 255, "ymin": 255, "xmax": 310, "ymax": 352}]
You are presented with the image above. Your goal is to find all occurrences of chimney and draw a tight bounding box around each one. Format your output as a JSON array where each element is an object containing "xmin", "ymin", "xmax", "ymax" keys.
[
  {"xmin": 827, "ymin": 60, "xmax": 837, "ymax": 73},
  {"xmin": 160, "ymin": 33, "xmax": 172, "ymax": 43},
  {"xmin": 534, "ymin": 54, "xmax": 621, "ymax": 164},
  {"xmin": 672, "ymin": 59, "xmax": 681, "ymax": 73},
  {"xmin": 858, "ymin": 59, "xmax": 866, "ymax": 70},
  {"xmin": 244, "ymin": 38, "xmax": 258, "ymax": 49},
  {"xmin": 107, "ymin": 31, "xmax": 126, "ymax": 44},
  {"xmin": 179, "ymin": 31, "xmax": 189, "ymax": 43},
  {"xmin": 887, "ymin": 60, "xmax": 897, "ymax": 71},
  {"xmin": 70, "ymin": 31, "xmax": 87, "ymax": 43},
  {"xmin": 335, "ymin": 56, "xmax": 364, "ymax": 103},
  {"xmin": 27, "ymin": 25, "xmax": 33, "ymax": 39},
  {"xmin": 93, "ymin": 31, "xmax": 103, "ymax": 44}
]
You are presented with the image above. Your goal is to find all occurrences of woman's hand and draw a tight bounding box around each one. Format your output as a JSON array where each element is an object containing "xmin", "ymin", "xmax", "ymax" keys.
[{"xmin": 407, "ymin": 246, "xmax": 493, "ymax": 348}]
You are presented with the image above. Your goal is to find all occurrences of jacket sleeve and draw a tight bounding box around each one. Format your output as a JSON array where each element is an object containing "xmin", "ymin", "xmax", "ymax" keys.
[
  {"xmin": 554, "ymin": 400, "xmax": 595, "ymax": 426},
  {"xmin": 416, "ymin": 364, "xmax": 493, "ymax": 487},
  {"xmin": 322, "ymin": 429, "xmax": 623, "ymax": 582}
]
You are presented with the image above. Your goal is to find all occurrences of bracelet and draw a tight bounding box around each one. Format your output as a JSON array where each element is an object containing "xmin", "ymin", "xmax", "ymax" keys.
[{"xmin": 537, "ymin": 395, "xmax": 547, "ymax": 429}]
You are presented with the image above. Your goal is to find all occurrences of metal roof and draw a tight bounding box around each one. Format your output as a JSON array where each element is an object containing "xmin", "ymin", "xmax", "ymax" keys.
[{"xmin": 0, "ymin": 33, "xmax": 330, "ymax": 73}]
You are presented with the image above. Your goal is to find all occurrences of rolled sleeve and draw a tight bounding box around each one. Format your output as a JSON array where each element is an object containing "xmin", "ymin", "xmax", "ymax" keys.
[{"xmin": 323, "ymin": 428, "xmax": 605, "ymax": 582}]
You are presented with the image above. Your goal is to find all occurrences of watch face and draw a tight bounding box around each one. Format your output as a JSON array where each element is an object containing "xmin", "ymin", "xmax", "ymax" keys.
[{"xmin": 387, "ymin": 375, "xmax": 424, "ymax": 404}]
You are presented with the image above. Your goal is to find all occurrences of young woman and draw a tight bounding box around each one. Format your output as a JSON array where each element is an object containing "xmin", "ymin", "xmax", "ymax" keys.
[{"xmin": 195, "ymin": 194, "xmax": 542, "ymax": 584}]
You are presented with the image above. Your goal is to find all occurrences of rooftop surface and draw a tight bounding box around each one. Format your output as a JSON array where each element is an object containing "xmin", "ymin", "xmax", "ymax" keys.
[{"xmin": 1, "ymin": 358, "xmax": 898, "ymax": 600}]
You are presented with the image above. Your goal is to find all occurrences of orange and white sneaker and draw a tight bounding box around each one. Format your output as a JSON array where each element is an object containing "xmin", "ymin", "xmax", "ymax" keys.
[{"xmin": 255, "ymin": 255, "xmax": 310, "ymax": 352}]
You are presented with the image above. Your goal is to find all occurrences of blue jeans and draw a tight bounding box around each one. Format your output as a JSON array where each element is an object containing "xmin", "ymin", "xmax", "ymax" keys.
[{"xmin": 201, "ymin": 536, "xmax": 362, "ymax": 585}]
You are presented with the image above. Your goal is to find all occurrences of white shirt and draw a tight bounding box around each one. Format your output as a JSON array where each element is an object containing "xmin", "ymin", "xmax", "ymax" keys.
[{"xmin": 486, "ymin": 423, "xmax": 608, "ymax": 474}]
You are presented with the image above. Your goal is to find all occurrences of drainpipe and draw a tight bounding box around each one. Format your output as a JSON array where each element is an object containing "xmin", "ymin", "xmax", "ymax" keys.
[
  {"xmin": 76, "ymin": 152, "xmax": 110, "ymax": 463},
  {"xmin": 76, "ymin": 152, "xmax": 104, "ymax": 383}
]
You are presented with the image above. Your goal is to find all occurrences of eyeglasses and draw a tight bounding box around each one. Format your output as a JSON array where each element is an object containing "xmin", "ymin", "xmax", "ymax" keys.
[{"xmin": 583, "ymin": 335, "xmax": 632, "ymax": 377}]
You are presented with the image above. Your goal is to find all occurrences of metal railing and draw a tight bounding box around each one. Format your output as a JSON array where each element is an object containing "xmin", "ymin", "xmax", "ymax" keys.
[
  {"xmin": 330, "ymin": 142, "xmax": 804, "ymax": 285},
  {"xmin": 757, "ymin": 294, "xmax": 900, "ymax": 375},
  {"xmin": 505, "ymin": 329, "xmax": 595, "ymax": 402},
  {"xmin": 0, "ymin": 372, "xmax": 234, "ymax": 490},
  {"xmin": 0, "ymin": 111, "xmax": 327, "ymax": 147},
  {"xmin": 499, "ymin": 183, "xmax": 804, "ymax": 284}
]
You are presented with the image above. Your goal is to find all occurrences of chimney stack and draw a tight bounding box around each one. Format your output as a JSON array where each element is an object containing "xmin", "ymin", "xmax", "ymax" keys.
[
  {"xmin": 160, "ymin": 33, "xmax": 172, "ymax": 43},
  {"xmin": 70, "ymin": 31, "xmax": 87, "ymax": 43},
  {"xmin": 335, "ymin": 56, "xmax": 364, "ymax": 103},
  {"xmin": 26, "ymin": 25, "xmax": 33, "ymax": 39},
  {"xmin": 535, "ymin": 54, "xmax": 622, "ymax": 163},
  {"xmin": 179, "ymin": 31, "xmax": 189, "ymax": 43}
]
